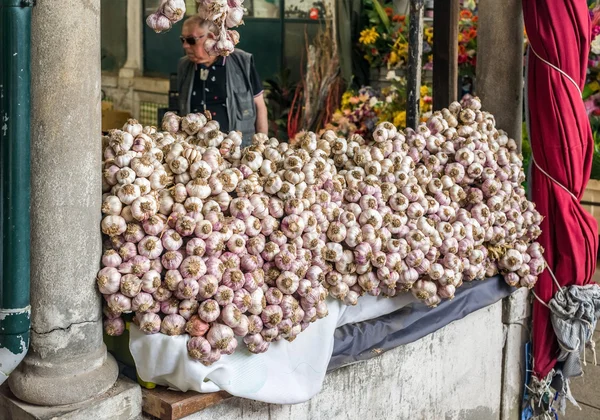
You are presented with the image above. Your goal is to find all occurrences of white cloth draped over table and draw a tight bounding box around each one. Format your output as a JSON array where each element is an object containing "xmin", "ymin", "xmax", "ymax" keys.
[{"xmin": 129, "ymin": 293, "xmax": 416, "ymax": 404}]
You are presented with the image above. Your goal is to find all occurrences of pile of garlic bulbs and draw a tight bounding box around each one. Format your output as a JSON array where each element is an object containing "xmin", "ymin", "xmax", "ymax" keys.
[
  {"xmin": 300, "ymin": 96, "xmax": 544, "ymax": 306},
  {"xmin": 100, "ymin": 113, "xmax": 335, "ymax": 364},
  {"xmin": 99, "ymin": 96, "xmax": 544, "ymax": 364}
]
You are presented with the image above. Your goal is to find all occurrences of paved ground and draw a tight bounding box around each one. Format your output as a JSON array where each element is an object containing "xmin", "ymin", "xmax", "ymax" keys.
[{"xmin": 562, "ymin": 269, "xmax": 600, "ymax": 420}]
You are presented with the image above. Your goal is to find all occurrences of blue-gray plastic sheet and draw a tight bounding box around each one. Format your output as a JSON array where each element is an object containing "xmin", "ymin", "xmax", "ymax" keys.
[{"xmin": 328, "ymin": 276, "xmax": 515, "ymax": 371}]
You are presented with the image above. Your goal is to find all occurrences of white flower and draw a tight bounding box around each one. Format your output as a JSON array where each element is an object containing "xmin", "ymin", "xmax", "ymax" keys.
[
  {"xmin": 369, "ymin": 97, "xmax": 379, "ymax": 107},
  {"xmin": 592, "ymin": 35, "xmax": 600, "ymax": 55},
  {"xmin": 386, "ymin": 70, "xmax": 396, "ymax": 81}
]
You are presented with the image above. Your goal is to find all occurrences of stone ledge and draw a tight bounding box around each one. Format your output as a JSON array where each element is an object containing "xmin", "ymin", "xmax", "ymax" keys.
[
  {"xmin": 133, "ymin": 77, "xmax": 169, "ymax": 95},
  {"xmin": 502, "ymin": 288, "xmax": 531, "ymax": 324},
  {"xmin": 0, "ymin": 376, "xmax": 142, "ymax": 420},
  {"xmin": 101, "ymin": 72, "xmax": 119, "ymax": 88}
]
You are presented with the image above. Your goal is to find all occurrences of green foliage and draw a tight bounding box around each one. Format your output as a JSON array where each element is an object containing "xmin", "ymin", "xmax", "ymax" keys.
[{"xmin": 370, "ymin": 0, "xmax": 391, "ymax": 32}]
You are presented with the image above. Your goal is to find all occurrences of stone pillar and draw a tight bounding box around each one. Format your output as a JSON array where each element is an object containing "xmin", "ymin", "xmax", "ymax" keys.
[
  {"xmin": 7, "ymin": 0, "xmax": 118, "ymax": 406},
  {"xmin": 476, "ymin": 0, "xmax": 524, "ymax": 147},
  {"xmin": 500, "ymin": 289, "xmax": 530, "ymax": 420},
  {"xmin": 119, "ymin": 0, "xmax": 143, "ymax": 79}
]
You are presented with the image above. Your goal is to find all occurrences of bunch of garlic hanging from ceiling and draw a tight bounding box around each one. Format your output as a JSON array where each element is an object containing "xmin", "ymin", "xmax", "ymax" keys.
[
  {"xmin": 146, "ymin": 0, "xmax": 187, "ymax": 33},
  {"xmin": 196, "ymin": 0, "xmax": 246, "ymax": 56}
]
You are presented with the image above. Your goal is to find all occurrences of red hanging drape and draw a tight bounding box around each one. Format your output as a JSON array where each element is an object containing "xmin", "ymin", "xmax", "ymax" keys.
[{"xmin": 523, "ymin": 0, "xmax": 598, "ymax": 378}]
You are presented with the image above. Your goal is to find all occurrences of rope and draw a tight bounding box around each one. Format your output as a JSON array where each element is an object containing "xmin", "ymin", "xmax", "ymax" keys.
[
  {"xmin": 529, "ymin": 44, "xmax": 583, "ymax": 97},
  {"xmin": 531, "ymin": 255, "xmax": 563, "ymax": 309},
  {"xmin": 531, "ymin": 256, "xmax": 595, "ymax": 332},
  {"xmin": 531, "ymin": 155, "xmax": 579, "ymax": 201},
  {"xmin": 527, "ymin": 43, "xmax": 587, "ymax": 308},
  {"xmin": 588, "ymin": 339, "xmax": 598, "ymax": 366},
  {"xmin": 527, "ymin": 44, "xmax": 581, "ymax": 202}
]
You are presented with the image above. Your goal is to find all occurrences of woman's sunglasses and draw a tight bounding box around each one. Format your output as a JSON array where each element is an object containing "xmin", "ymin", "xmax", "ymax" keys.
[{"xmin": 180, "ymin": 35, "xmax": 206, "ymax": 46}]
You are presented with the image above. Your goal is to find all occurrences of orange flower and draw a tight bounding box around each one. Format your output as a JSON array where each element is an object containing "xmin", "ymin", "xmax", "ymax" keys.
[
  {"xmin": 385, "ymin": 7, "xmax": 393, "ymax": 17},
  {"xmin": 392, "ymin": 14, "xmax": 404, "ymax": 22},
  {"xmin": 472, "ymin": 16, "xmax": 478, "ymax": 23},
  {"xmin": 460, "ymin": 10, "xmax": 472, "ymax": 19},
  {"xmin": 469, "ymin": 28, "xmax": 477, "ymax": 38}
]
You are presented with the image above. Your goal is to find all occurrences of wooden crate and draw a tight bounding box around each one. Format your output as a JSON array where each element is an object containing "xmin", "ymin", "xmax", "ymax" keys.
[
  {"xmin": 582, "ymin": 179, "xmax": 600, "ymax": 233},
  {"xmin": 102, "ymin": 109, "xmax": 132, "ymax": 133}
]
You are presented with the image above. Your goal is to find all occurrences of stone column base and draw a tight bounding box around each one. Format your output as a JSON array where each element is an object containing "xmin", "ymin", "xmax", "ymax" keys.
[
  {"xmin": 8, "ymin": 346, "xmax": 119, "ymax": 406},
  {"xmin": 0, "ymin": 376, "xmax": 142, "ymax": 420}
]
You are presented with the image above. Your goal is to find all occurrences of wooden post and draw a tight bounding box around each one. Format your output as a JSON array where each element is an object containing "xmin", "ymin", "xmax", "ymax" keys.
[
  {"xmin": 432, "ymin": 0, "xmax": 459, "ymax": 110},
  {"xmin": 476, "ymin": 0, "xmax": 524, "ymax": 148},
  {"xmin": 406, "ymin": 0, "xmax": 424, "ymax": 129}
]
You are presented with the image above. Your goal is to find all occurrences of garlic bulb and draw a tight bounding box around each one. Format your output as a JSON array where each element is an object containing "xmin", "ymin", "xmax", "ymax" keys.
[
  {"xmin": 146, "ymin": 12, "xmax": 172, "ymax": 33},
  {"xmin": 162, "ymin": 0, "xmax": 186, "ymax": 22},
  {"xmin": 161, "ymin": 314, "xmax": 186, "ymax": 335},
  {"xmin": 207, "ymin": 323, "xmax": 234, "ymax": 350}
]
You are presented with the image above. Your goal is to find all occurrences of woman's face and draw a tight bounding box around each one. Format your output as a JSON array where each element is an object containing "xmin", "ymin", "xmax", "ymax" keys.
[{"xmin": 181, "ymin": 22, "xmax": 215, "ymax": 65}]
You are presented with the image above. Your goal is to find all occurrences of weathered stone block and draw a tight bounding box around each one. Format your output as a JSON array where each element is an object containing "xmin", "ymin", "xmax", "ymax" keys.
[{"xmin": 502, "ymin": 288, "xmax": 531, "ymax": 324}]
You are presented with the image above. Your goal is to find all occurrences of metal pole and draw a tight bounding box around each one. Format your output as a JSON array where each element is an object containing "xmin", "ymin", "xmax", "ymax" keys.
[
  {"xmin": 0, "ymin": 0, "xmax": 33, "ymax": 385},
  {"xmin": 406, "ymin": 0, "xmax": 424, "ymax": 129}
]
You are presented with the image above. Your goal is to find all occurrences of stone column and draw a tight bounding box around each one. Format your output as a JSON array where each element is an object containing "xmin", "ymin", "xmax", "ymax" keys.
[
  {"xmin": 476, "ymin": 0, "xmax": 524, "ymax": 147},
  {"xmin": 7, "ymin": 0, "xmax": 118, "ymax": 406},
  {"xmin": 119, "ymin": 0, "xmax": 143, "ymax": 79}
]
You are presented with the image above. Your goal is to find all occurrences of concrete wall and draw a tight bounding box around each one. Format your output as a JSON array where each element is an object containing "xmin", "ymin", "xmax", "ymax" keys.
[
  {"xmin": 179, "ymin": 301, "xmax": 506, "ymax": 420},
  {"xmin": 101, "ymin": 0, "xmax": 127, "ymax": 72}
]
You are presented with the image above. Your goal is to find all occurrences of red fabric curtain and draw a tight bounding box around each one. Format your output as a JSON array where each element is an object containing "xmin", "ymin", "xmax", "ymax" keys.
[{"xmin": 523, "ymin": 0, "xmax": 598, "ymax": 378}]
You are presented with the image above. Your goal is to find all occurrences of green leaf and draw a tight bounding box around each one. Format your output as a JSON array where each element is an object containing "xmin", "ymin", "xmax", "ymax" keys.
[
  {"xmin": 371, "ymin": 0, "xmax": 391, "ymax": 32},
  {"xmin": 583, "ymin": 83, "xmax": 596, "ymax": 100}
]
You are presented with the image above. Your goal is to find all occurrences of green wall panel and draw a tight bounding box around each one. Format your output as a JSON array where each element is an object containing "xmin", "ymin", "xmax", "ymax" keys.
[
  {"xmin": 101, "ymin": 0, "xmax": 127, "ymax": 72},
  {"xmin": 143, "ymin": 21, "xmax": 185, "ymax": 77},
  {"xmin": 237, "ymin": 19, "xmax": 283, "ymax": 81}
]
